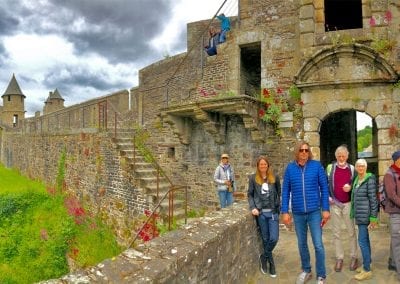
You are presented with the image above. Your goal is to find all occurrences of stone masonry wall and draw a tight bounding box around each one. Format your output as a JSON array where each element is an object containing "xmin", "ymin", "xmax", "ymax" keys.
[
  {"xmin": 42, "ymin": 201, "xmax": 262, "ymax": 284},
  {"xmin": 1, "ymin": 129, "xmax": 148, "ymax": 245}
]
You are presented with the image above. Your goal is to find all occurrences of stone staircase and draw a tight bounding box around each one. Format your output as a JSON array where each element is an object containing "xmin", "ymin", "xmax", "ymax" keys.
[{"xmin": 111, "ymin": 129, "xmax": 186, "ymax": 220}]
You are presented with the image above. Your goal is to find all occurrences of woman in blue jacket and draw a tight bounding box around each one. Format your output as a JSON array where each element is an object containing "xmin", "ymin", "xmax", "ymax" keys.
[
  {"xmin": 248, "ymin": 155, "xmax": 281, "ymax": 278},
  {"xmin": 281, "ymin": 141, "xmax": 330, "ymax": 284}
]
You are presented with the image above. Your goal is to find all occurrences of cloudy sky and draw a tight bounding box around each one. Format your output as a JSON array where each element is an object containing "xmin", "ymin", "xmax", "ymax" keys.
[{"xmin": 0, "ymin": 0, "xmax": 238, "ymax": 116}]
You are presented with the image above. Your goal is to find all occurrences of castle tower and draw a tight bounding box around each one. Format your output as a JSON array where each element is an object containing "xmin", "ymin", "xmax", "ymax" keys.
[
  {"xmin": 1, "ymin": 74, "xmax": 26, "ymax": 128},
  {"xmin": 43, "ymin": 88, "xmax": 65, "ymax": 115}
]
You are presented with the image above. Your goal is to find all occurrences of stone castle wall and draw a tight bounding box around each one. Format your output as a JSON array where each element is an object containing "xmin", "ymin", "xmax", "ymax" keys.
[
  {"xmin": 43, "ymin": 202, "xmax": 263, "ymax": 284},
  {"xmin": 1, "ymin": 0, "xmax": 399, "ymax": 252}
]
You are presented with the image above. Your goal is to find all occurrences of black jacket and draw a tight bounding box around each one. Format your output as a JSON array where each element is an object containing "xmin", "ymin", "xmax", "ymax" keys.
[{"xmin": 247, "ymin": 174, "xmax": 281, "ymax": 214}]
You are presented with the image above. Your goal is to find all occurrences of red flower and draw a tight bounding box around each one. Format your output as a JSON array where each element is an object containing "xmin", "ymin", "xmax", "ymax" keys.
[
  {"xmin": 369, "ymin": 17, "xmax": 376, "ymax": 27},
  {"xmin": 299, "ymin": 101, "xmax": 304, "ymax": 106},
  {"xmin": 277, "ymin": 88, "xmax": 283, "ymax": 94},
  {"xmin": 258, "ymin": 109, "xmax": 265, "ymax": 117},
  {"xmin": 40, "ymin": 229, "xmax": 49, "ymax": 241},
  {"xmin": 384, "ymin": 11, "xmax": 392, "ymax": 23}
]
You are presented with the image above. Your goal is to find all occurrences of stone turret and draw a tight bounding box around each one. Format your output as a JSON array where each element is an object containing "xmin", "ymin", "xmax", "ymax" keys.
[
  {"xmin": 43, "ymin": 88, "xmax": 65, "ymax": 115},
  {"xmin": 1, "ymin": 74, "xmax": 26, "ymax": 128}
]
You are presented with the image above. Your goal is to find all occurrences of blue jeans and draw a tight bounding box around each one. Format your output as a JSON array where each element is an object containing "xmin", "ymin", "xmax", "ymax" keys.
[
  {"xmin": 257, "ymin": 212, "xmax": 279, "ymax": 258},
  {"xmin": 219, "ymin": 29, "xmax": 228, "ymax": 43},
  {"xmin": 358, "ymin": 224, "xmax": 372, "ymax": 271},
  {"xmin": 218, "ymin": 190, "xmax": 233, "ymax": 208},
  {"xmin": 293, "ymin": 210, "xmax": 326, "ymax": 278}
]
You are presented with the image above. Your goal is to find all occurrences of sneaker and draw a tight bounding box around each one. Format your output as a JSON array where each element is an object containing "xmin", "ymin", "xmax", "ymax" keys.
[
  {"xmin": 356, "ymin": 266, "xmax": 372, "ymax": 273},
  {"xmin": 355, "ymin": 267, "xmax": 364, "ymax": 273},
  {"xmin": 354, "ymin": 270, "xmax": 372, "ymax": 281},
  {"xmin": 296, "ymin": 271, "xmax": 312, "ymax": 284},
  {"xmin": 316, "ymin": 276, "xmax": 326, "ymax": 284},
  {"xmin": 259, "ymin": 254, "xmax": 267, "ymax": 274},
  {"xmin": 268, "ymin": 256, "xmax": 276, "ymax": 278}
]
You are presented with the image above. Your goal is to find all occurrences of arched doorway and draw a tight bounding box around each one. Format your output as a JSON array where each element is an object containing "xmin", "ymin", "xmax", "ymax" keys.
[{"xmin": 320, "ymin": 110, "xmax": 377, "ymax": 177}]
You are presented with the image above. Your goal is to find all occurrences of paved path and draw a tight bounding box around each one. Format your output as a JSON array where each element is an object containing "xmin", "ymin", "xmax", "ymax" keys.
[{"xmin": 249, "ymin": 223, "xmax": 398, "ymax": 284}]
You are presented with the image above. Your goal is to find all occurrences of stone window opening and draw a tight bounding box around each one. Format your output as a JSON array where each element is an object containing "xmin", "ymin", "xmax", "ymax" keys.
[
  {"xmin": 240, "ymin": 42, "xmax": 261, "ymax": 97},
  {"xmin": 324, "ymin": 0, "xmax": 362, "ymax": 32},
  {"xmin": 167, "ymin": 147, "xmax": 175, "ymax": 159},
  {"xmin": 13, "ymin": 114, "xmax": 18, "ymax": 127}
]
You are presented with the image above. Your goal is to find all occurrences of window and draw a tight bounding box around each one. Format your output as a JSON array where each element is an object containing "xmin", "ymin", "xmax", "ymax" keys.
[
  {"xmin": 167, "ymin": 147, "xmax": 175, "ymax": 159},
  {"xmin": 240, "ymin": 43, "xmax": 261, "ymax": 97},
  {"xmin": 324, "ymin": 0, "xmax": 362, "ymax": 32},
  {"xmin": 13, "ymin": 114, "xmax": 18, "ymax": 127}
]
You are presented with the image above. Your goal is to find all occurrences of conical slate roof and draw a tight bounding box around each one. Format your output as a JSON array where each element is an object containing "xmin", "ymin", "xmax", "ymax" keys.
[
  {"xmin": 2, "ymin": 74, "xmax": 26, "ymax": 98},
  {"xmin": 51, "ymin": 88, "xmax": 64, "ymax": 101}
]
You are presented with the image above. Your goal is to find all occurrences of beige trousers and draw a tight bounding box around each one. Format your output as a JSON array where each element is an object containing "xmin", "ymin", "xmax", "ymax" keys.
[{"xmin": 331, "ymin": 202, "xmax": 358, "ymax": 260}]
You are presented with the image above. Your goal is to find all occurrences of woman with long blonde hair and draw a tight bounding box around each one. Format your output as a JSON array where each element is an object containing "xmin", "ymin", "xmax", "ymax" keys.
[{"xmin": 248, "ymin": 155, "xmax": 281, "ymax": 278}]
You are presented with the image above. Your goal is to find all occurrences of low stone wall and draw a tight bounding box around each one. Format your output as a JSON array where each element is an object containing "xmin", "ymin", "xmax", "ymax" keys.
[{"xmin": 43, "ymin": 201, "xmax": 261, "ymax": 284}]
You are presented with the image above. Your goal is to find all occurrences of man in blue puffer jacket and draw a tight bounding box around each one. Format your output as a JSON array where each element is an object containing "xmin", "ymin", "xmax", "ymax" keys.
[{"xmin": 281, "ymin": 141, "xmax": 330, "ymax": 284}]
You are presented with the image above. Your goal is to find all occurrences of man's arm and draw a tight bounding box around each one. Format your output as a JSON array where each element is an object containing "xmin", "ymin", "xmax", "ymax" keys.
[{"xmin": 385, "ymin": 171, "xmax": 400, "ymax": 207}]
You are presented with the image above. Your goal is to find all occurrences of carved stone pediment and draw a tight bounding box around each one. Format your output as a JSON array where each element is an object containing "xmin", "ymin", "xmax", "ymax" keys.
[{"xmin": 295, "ymin": 44, "xmax": 398, "ymax": 88}]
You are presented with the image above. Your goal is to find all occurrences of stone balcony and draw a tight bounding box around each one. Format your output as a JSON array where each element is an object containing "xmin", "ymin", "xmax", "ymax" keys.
[{"xmin": 160, "ymin": 95, "xmax": 266, "ymax": 144}]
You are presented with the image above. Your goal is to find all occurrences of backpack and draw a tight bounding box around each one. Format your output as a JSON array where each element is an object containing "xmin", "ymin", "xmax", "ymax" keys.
[{"xmin": 379, "ymin": 168, "xmax": 397, "ymax": 210}]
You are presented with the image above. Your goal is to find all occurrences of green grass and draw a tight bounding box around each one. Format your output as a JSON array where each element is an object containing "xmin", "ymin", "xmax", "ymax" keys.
[{"xmin": 0, "ymin": 164, "xmax": 122, "ymax": 283}]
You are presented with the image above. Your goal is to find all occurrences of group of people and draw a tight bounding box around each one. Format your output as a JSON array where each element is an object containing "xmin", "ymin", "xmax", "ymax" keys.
[
  {"xmin": 214, "ymin": 141, "xmax": 400, "ymax": 283},
  {"xmin": 204, "ymin": 13, "xmax": 231, "ymax": 56}
]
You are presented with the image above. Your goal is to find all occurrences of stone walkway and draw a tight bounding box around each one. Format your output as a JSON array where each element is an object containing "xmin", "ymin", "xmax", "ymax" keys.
[{"xmin": 249, "ymin": 223, "xmax": 398, "ymax": 284}]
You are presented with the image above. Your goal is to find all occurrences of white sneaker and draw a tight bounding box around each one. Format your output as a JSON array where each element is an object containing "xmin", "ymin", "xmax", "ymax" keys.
[{"xmin": 296, "ymin": 271, "xmax": 312, "ymax": 284}]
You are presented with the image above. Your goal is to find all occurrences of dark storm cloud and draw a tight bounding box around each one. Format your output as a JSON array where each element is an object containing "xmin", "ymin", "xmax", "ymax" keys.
[
  {"xmin": 0, "ymin": 0, "xmax": 174, "ymax": 64},
  {"xmin": 0, "ymin": 12, "xmax": 20, "ymax": 35},
  {"xmin": 42, "ymin": 64, "xmax": 131, "ymax": 96}
]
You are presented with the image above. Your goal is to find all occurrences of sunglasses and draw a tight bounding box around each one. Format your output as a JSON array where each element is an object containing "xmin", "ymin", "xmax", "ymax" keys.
[{"xmin": 299, "ymin": 148, "xmax": 309, "ymax": 153}]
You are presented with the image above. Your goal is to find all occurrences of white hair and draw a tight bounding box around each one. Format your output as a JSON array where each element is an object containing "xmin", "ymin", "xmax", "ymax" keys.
[{"xmin": 355, "ymin": 158, "xmax": 367, "ymax": 168}]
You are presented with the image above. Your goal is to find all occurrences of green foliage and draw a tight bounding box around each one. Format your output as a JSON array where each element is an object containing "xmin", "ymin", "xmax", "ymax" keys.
[
  {"xmin": 56, "ymin": 148, "xmax": 66, "ymax": 192},
  {"xmin": 157, "ymin": 218, "xmax": 178, "ymax": 235},
  {"xmin": 259, "ymin": 86, "xmax": 303, "ymax": 136},
  {"xmin": 133, "ymin": 125, "xmax": 156, "ymax": 164},
  {"xmin": 357, "ymin": 126, "xmax": 372, "ymax": 152},
  {"xmin": 70, "ymin": 218, "xmax": 121, "ymax": 267},
  {"xmin": 186, "ymin": 208, "xmax": 206, "ymax": 218},
  {"xmin": 0, "ymin": 164, "xmax": 121, "ymax": 283},
  {"xmin": 370, "ymin": 38, "xmax": 395, "ymax": 57}
]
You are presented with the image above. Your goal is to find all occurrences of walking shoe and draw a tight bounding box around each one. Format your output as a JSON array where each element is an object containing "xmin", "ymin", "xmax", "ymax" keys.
[
  {"xmin": 388, "ymin": 263, "xmax": 396, "ymax": 271},
  {"xmin": 349, "ymin": 257, "xmax": 358, "ymax": 271},
  {"xmin": 335, "ymin": 259, "xmax": 343, "ymax": 272},
  {"xmin": 295, "ymin": 271, "xmax": 312, "ymax": 284},
  {"xmin": 388, "ymin": 258, "xmax": 396, "ymax": 271},
  {"xmin": 316, "ymin": 276, "xmax": 326, "ymax": 284},
  {"xmin": 354, "ymin": 270, "xmax": 372, "ymax": 281},
  {"xmin": 268, "ymin": 256, "xmax": 276, "ymax": 278},
  {"xmin": 356, "ymin": 265, "xmax": 373, "ymax": 273},
  {"xmin": 259, "ymin": 254, "xmax": 267, "ymax": 274}
]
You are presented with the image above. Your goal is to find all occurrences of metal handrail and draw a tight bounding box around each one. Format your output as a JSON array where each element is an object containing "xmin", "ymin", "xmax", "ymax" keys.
[
  {"xmin": 128, "ymin": 184, "xmax": 188, "ymax": 248},
  {"xmin": 109, "ymin": 109, "xmax": 188, "ymax": 248}
]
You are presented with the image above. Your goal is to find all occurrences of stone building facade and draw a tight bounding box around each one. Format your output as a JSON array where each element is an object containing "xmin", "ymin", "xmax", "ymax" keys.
[{"xmin": 0, "ymin": 0, "xmax": 399, "ymax": 243}]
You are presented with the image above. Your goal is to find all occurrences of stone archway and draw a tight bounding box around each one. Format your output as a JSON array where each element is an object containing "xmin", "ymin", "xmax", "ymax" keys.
[{"xmin": 294, "ymin": 43, "xmax": 398, "ymax": 177}]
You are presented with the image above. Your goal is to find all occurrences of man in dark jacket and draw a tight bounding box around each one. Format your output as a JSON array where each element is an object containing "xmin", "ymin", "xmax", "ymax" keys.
[
  {"xmin": 384, "ymin": 150, "xmax": 400, "ymax": 281},
  {"xmin": 281, "ymin": 141, "xmax": 330, "ymax": 284}
]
